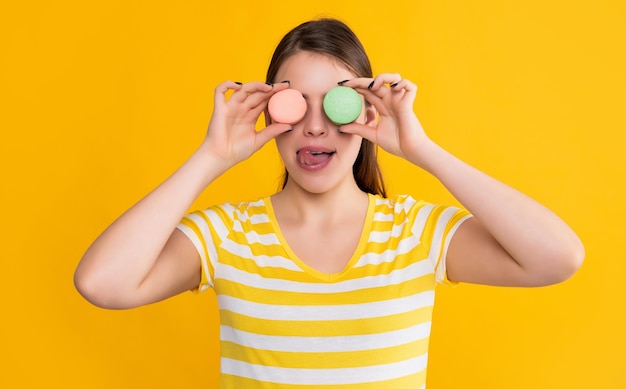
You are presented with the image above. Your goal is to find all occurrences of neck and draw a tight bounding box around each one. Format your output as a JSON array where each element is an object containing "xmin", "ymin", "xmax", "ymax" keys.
[{"xmin": 272, "ymin": 180, "xmax": 369, "ymax": 224}]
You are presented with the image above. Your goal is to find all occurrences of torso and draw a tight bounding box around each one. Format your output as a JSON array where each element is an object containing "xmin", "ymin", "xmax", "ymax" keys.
[{"xmin": 177, "ymin": 194, "xmax": 470, "ymax": 387}]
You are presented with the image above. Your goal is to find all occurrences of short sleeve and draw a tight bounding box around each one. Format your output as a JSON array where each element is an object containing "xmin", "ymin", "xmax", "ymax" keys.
[
  {"xmin": 176, "ymin": 206, "xmax": 231, "ymax": 293},
  {"xmin": 409, "ymin": 200, "xmax": 472, "ymax": 286}
]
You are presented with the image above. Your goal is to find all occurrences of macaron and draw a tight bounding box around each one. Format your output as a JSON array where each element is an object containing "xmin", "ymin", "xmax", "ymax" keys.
[
  {"xmin": 268, "ymin": 89, "xmax": 307, "ymax": 124},
  {"xmin": 323, "ymin": 86, "xmax": 362, "ymax": 125}
]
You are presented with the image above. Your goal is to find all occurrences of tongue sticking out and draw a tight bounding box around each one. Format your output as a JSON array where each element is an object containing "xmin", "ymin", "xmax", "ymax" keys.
[{"xmin": 297, "ymin": 150, "xmax": 333, "ymax": 166}]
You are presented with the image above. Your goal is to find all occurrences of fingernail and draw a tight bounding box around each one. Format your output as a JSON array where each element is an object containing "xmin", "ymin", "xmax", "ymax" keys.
[
  {"xmin": 390, "ymin": 82, "xmax": 398, "ymax": 88},
  {"xmin": 280, "ymin": 80, "xmax": 290, "ymax": 85},
  {"xmin": 234, "ymin": 81, "xmax": 242, "ymax": 85},
  {"xmin": 368, "ymin": 80, "xmax": 375, "ymax": 89},
  {"xmin": 265, "ymin": 82, "xmax": 274, "ymax": 88},
  {"xmin": 338, "ymin": 79, "xmax": 350, "ymax": 85}
]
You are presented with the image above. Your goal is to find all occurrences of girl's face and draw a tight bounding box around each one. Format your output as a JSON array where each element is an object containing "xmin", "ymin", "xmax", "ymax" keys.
[{"xmin": 273, "ymin": 51, "xmax": 373, "ymax": 195}]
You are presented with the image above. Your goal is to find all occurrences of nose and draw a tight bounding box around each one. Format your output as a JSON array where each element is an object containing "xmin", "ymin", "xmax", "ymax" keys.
[{"xmin": 302, "ymin": 101, "xmax": 330, "ymax": 137}]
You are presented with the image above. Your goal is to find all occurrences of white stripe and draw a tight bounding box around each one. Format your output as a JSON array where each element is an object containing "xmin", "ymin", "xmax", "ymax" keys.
[
  {"xmin": 426, "ymin": 207, "xmax": 460, "ymax": 269},
  {"xmin": 373, "ymin": 211, "xmax": 395, "ymax": 222},
  {"xmin": 397, "ymin": 195, "xmax": 417, "ymax": 213},
  {"xmin": 178, "ymin": 209, "xmax": 231, "ymax": 289},
  {"xmin": 368, "ymin": 218, "xmax": 408, "ymax": 242},
  {"xmin": 219, "ymin": 240, "xmax": 302, "ymax": 271},
  {"xmin": 244, "ymin": 230, "xmax": 281, "ymax": 245},
  {"xmin": 216, "ymin": 239, "xmax": 303, "ymax": 272},
  {"xmin": 354, "ymin": 234, "xmax": 420, "ymax": 267},
  {"xmin": 250, "ymin": 213, "xmax": 270, "ymax": 224},
  {"xmin": 375, "ymin": 197, "xmax": 392, "ymax": 206},
  {"xmin": 215, "ymin": 258, "xmax": 434, "ymax": 294},
  {"xmin": 221, "ymin": 322, "xmax": 431, "ymax": 353},
  {"xmin": 436, "ymin": 214, "xmax": 472, "ymax": 283},
  {"xmin": 230, "ymin": 200, "xmax": 271, "ymax": 224},
  {"xmin": 176, "ymin": 224, "xmax": 213, "ymax": 290},
  {"xmin": 186, "ymin": 209, "xmax": 230, "ymax": 240},
  {"xmin": 411, "ymin": 203, "xmax": 435, "ymax": 239},
  {"xmin": 218, "ymin": 291, "xmax": 434, "ymax": 321},
  {"xmin": 221, "ymin": 354, "xmax": 428, "ymax": 385},
  {"xmin": 247, "ymin": 199, "xmax": 265, "ymax": 208}
]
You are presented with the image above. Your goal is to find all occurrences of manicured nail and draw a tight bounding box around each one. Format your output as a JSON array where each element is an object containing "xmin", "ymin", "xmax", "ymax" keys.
[
  {"xmin": 234, "ymin": 81, "xmax": 242, "ymax": 85},
  {"xmin": 338, "ymin": 79, "xmax": 350, "ymax": 85},
  {"xmin": 390, "ymin": 82, "xmax": 398, "ymax": 88},
  {"xmin": 367, "ymin": 80, "xmax": 375, "ymax": 89}
]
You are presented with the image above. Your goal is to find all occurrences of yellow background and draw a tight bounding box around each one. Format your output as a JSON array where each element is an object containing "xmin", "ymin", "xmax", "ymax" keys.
[{"xmin": 2, "ymin": 0, "xmax": 624, "ymax": 387}]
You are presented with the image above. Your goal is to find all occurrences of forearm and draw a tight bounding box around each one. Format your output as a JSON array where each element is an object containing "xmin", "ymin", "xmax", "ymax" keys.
[
  {"xmin": 75, "ymin": 144, "xmax": 228, "ymax": 295},
  {"xmin": 411, "ymin": 139, "xmax": 584, "ymax": 276}
]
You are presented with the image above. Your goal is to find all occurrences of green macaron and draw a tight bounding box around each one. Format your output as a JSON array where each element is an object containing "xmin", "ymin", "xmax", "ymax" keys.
[{"xmin": 323, "ymin": 86, "xmax": 362, "ymax": 125}]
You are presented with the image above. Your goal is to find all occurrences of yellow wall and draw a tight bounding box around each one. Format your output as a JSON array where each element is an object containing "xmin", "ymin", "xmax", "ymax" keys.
[{"xmin": 2, "ymin": 0, "xmax": 624, "ymax": 387}]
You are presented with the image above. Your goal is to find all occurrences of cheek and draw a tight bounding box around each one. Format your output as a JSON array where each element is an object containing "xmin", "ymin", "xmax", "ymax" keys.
[
  {"xmin": 343, "ymin": 136, "xmax": 364, "ymax": 160},
  {"xmin": 274, "ymin": 134, "xmax": 293, "ymax": 160}
]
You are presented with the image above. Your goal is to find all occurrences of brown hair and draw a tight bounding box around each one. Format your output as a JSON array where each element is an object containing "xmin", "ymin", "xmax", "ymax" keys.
[{"xmin": 266, "ymin": 18, "xmax": 386, "ymax": 197}]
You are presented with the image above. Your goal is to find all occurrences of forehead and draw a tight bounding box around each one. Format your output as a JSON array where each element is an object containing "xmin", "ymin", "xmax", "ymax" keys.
[{"xmin": 274, "ymin": 52, "xmax": 356, "ymax": 95}]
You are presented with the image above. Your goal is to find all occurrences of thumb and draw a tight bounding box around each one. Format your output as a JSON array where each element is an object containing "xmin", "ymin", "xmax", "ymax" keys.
[
  {"xmin": 339, "ymin": 122, "xmax": 378, "ymax": 144},
  {"xmin": 256, "ymin": 123, "xmax": 293, "ymax": 145}
]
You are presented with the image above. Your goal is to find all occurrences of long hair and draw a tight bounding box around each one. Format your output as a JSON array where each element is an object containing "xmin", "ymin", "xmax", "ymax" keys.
[{"xmin": 266, "ymin": 18, "xmax": 386, "ymax": 197}]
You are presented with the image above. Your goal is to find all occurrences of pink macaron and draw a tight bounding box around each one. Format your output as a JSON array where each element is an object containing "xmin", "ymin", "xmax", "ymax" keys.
[{"xmin": 268, "ymin": 89, "xmax": 307, "ymax": 124}]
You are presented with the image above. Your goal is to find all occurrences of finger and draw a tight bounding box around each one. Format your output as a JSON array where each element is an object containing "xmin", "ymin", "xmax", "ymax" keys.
[
  {"xmin": 388, "ymin": 79, "xmax": 418, "ymax": 108},
  {"xmin": 349, "ymin": 74, "xmax": 403, "ymax": 107},
  {"xmin": 344, "ymin": 73, "xmax": 402, "ymax": 90},
  {"xmin": 396, "ymin": 79, "xmax": 418, "ymax": 101},
  {"xmin": 338, "ymin": 122, "xmax": 379, "ymax": 145},
  {"xmin": 244, "ymin": 99, "xmax": 274, "ymax": 123},
  {"xmin": 369, "ymin": 73, "xmax": 402, "ymax": 91},
  {"xmin": 214, "ymin": 80, "xmax": 243, "ymax": 105},
  {"xmin": 229, "ymin": 81, "xmax": 274, "ymax": 104},
  {"xmin": 353, "ymin": 88, "xmax": 392, "ymax": 116},
  {"xmin": 241, "ymin": 81, "xmax": 291, "ymax": 110},
  {"xmin": 255, "ymin": 123, "xmax": 293, "ymax": 146}
]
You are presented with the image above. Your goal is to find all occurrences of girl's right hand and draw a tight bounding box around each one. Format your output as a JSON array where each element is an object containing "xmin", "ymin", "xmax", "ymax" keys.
[{"xmin": 202, "ymin": 81, "xmax": 292, "ymax": 168}]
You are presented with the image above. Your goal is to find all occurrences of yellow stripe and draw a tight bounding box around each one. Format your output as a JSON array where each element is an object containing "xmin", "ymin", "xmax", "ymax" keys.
[
  {"xmin": 179, "ymin": 217, "xmax": 213, "ymax": 285},
  {"xmin": 214, "ymin": 272, "xmax": 435, "ymax": 306},
  {"xmin": 214, "ymin": 243, "xmax": 435, "ymax": 284}
]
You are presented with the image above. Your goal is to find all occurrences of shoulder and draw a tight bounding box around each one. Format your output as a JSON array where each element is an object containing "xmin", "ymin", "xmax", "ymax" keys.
[
  {"xmin": 180, "ymin": 197, "xmax": 272, "ymax": 235},
  {"xmin": 373, "ymin": 193, "xmax": 471, "ymax": 232},
  {"xmin": 372, "ymin": 193, "xmax": 433, "ymax": 218},
  {"xmin": 189, "ymin": 197, "xmax": 269, "ymax": 219}
]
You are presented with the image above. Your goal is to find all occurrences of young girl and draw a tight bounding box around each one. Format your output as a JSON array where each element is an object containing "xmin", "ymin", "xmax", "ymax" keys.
[{"xmin": 74, "ymin": 18, "xmax": 584, "ymax": 388}]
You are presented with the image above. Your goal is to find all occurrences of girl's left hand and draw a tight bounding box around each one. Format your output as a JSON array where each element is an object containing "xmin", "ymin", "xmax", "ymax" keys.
[{"xmin": 339, "ymin": 74, "xmax": 429, "ymax": 165}]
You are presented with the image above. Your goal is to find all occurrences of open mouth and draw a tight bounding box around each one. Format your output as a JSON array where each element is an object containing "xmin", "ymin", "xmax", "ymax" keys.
[{"xmin": 296, "ymin": 149, "xmax": 336, "ymax": 167}]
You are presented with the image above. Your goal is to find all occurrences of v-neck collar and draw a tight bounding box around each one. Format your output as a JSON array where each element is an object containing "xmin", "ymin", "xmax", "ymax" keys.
[{"xmin": 265, "ymin": 193, "xmax": 376, "ymax": 282}]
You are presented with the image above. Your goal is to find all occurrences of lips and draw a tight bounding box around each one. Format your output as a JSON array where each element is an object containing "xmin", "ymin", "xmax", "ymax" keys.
[{"xmin": 296, "ymin": 146, "xmax": 335, "ymax": 170}]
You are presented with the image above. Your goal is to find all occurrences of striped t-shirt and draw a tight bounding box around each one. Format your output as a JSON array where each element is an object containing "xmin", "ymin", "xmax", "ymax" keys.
[{"xmin": 177, "ymin": 193, "xmax": 471, "ymax": 388}]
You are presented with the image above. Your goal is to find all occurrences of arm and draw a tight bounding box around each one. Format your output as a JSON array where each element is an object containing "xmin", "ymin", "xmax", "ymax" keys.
[
  {"xmin": 409, "ymin": 140, "xmax": 584, "ymax": 286},
  {"xmin": 341, "ymin": 75, "xmax": 584, "ymax": 287},
  {"xmin": 74, "ymin": 81, "xmax": 291, "ymax": 309}
]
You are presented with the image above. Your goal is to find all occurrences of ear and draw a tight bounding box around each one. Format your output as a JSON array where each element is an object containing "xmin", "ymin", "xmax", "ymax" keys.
[{"xmin": 363, "ymin": 103, "xmax": 378, "ymax": 127}]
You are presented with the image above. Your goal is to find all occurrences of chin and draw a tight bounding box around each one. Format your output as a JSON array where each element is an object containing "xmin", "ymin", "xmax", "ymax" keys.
[{"xmin": 285, "ymin": 174, "xmax": 354, "ymax": 195}]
